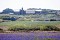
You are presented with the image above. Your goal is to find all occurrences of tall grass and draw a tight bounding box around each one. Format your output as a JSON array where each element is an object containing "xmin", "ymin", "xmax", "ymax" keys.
[{"xmin": 0, "ymin": 21, "xmax": 60, "ymax": 31}]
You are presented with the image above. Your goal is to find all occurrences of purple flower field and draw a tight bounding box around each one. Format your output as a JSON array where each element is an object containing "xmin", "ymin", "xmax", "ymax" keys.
[{"xmin": 0, "ymin": 31, "xmax": 60, "ymax": 40}]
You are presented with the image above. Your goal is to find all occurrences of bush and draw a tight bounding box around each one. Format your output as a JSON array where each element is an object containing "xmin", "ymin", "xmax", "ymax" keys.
[
  {"xmin": 3, "ymin": 17, "xmax": 17, "ymax": 21},
  {"xmin": 10, "ymin": 17, "xmax": 17, "ymax": 21},
  {"xmin": 3, "ymin": 17, "xmax": 11, "ymax": 20},
  {"xmin": 50, "ymin": 19, "xmax": 56, "ymax": 21}
]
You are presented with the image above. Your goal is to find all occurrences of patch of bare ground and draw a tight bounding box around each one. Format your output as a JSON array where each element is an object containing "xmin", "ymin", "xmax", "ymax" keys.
[
  {"xmin": 6, "ymin": 30, "xmax": 60, "ymax": 33},
  {"xmin": 0, "ymin": 26, "xmax": 8, "ymax": 30}
]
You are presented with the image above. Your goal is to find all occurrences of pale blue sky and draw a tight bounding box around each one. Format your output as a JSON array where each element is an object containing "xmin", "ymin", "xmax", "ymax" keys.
[{"xmin": 0, "ymin": 0, "xmax": 60, "ymax": 12}]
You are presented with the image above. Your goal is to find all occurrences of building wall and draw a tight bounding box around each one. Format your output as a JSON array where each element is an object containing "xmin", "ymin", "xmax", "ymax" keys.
[{"xmin": 26, "ymin": 10, "xmax": 35, "ymax": 14}]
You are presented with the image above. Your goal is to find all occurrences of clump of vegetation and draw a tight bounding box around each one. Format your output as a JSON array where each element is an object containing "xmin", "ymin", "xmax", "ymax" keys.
[
  {"xmin": 3, "ymin": 17, "xmax": 17, "ymax": 21},
  {"xmin": 0, "ymin": 21, "xmax": 60, "ymax": 32},
  {"xmin": 8, "ymin": 27, "xmax": 25, "ymax": 31},
  {"xmin": 8, "ymin": 26, "xmax": 40, "ymax": 31},
  {"xmin": 50, "ymin": 19, "xmax": 56, "ymax": 21},
  {"xmin": 8, "ymin": 25, "xmax": 60, "ymax": 31},
  {"xmin": 44, "ymin": 25, "xmax": 60, "ymax": 31}
]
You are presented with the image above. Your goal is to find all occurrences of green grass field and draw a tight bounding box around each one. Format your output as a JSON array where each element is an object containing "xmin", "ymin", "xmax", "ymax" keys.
[{"xmin": 0, "ymin": 21, "xmax": 60, "ymax": 26}]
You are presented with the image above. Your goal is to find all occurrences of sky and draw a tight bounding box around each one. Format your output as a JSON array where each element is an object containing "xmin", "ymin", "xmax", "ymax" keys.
[{"xmin": 0, "ymin": 0, "xmax": 60, "ymax": 12}]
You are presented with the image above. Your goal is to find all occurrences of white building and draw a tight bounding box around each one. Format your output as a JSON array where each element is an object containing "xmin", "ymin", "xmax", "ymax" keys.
[{"xmin": 26, "ymin": 10, "xmax": 35, "ymax": 14}]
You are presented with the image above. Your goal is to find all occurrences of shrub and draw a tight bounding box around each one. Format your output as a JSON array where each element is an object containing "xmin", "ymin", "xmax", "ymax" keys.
[
  {"xmin": 10, "ymin": 17, "xmax": 17, "ymax": 21},
  {"xmin": 3, "ymin": 17, "xmax": 17, "ymax": 21},
  {"xmin": 50, "ymin": 19, "xmax": 56, "ymax": 21},
  {"xmin": 3, "ymin": 17, "xmax": 11, "ymax": 20}
]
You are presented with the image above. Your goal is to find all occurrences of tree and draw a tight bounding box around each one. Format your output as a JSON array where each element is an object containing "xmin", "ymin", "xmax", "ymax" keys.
[{"xmin": 2, "ymin": 8, "xmax": 14, "ymax": 14}]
